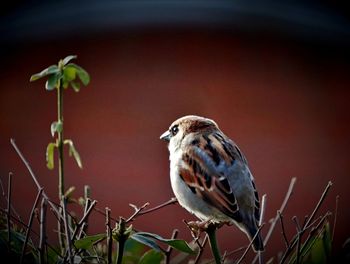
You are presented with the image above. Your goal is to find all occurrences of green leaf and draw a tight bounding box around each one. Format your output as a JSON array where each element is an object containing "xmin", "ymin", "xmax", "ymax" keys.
[
  {"xmin": 45, "ymin": 73, "xmax": 60, "ymax": 91},
  {"xmin": 123, "ymin": 239, "xmax": 146, "ymax": 263},
  {"xmin": 64, "ymin": 139, "xmax": 83, "ymax": 169},
  {"xmin": 131, "ymin": 234, "xmax": 162, "ymax": 252},
  {"xmin": 290, "ymin": 221, "xmax": 332, "ymax": 264},
  {"xmin": 74, "ymin": 234, "xmax": 106, "ymax": 250},
  {"xmin": 63, "ymin": 65, "xmax": 77, "ymax": 82},
  {"xmin": 51, "ymin": 121, "xmax": 63, "ymax": 137},
  {"xmin": 66, "ymin": 63, "xmax": 90, "ymax": 86},
  {"xmin": 62, "ymin": 55, "xmax": 77, "ymax": 66},
  {"xmin": 30, "ymin": 65, "xmax": 59, "ymax": 81},
  {"xmin": 46, "ymin": 142, "xmax": 56, "ymax": 170},
  {"xmin": 139, "ymin": 249, "xmax": 164, "ymax": 264},
  {"xmin": 134, "ymin": 232, "xmax": 195, "ymax": 254},
  {"xmin": 70, "ymin": 81, "xmax": 81, "ymax": 92},
  {"xmin": 47, "ymin": 245, "xmax": 58, "ymax": 263}
]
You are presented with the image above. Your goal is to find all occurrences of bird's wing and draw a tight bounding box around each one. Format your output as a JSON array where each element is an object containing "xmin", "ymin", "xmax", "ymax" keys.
[{"xmin": 179, "ymin": 133, "xmax": 245, "ymax": 221}]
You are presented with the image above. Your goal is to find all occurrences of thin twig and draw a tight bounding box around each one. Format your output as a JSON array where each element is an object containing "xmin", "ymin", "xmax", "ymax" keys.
[
  {"xmin": 332, "ymin": 195, "xmax": 339, "ymax": 242},
  {"xmin": 165, "ymin": 229, "xmax": 179, "ymax": 264},
  {"xmin": 106, "ymin": 208, "xmax": 113, "ymax": 264},
  {"xmin": 10, "ymin": 139, "xmax": 61, "ymax": 217},
  {"xmin": 292, "ymin": 216, "xmax": 302, "ymax": 264},
  {"xmin": 39, "ymin": 198, "xmax": 47, "ymax": 264},
  {"xmin": 0, "ymin": 207, "xmax": 62, "ymax": 258},
  {"xmin": 125, "ymin": 202, "xmax": 150, "ymax": 223},
  {"xmin": 136, "ymin": 197, "xmax": 177, "ymax": 216},
  {"xmin": 0, "ymin": 176, "xmax": 5, "ymax": 196},
  {"xmin": 252, "ymin": 177, "xmax": 297, "ymax": 264},
  {"xmin": 259, "ymin": 194, "xmax": 267, "ymax": 226},
  {"xmin": 278, "ymin": 211, "xmax": 289, "ymax": 248},
  {"xmin": 303, "ymin": 181, "xmax": 333, "ymax": 230},
  {"xmin": 280, "ymin": 181, "xmax": 333, "ymax": 263},
  {"xmin": 194, "ymin": 235, "xmax": 209, "ymax": 264},
  {"xmin": 258, "ymin": 194, "xmax": 267, "ymax": 264},
  {"xmin": 62, "ymin": 198, "xmax": 73, "ymax": 264},
  {"xmin": 264, "ymin": 178, "xmax": 296, "ymax": 245},
  {"xmin": 78, "ymin": 198, "xmax": 92, "ymax": 239},
  {"xmin": 20, "ymin": 188, "xmax": 43, "ymax": 264},
  {"xmin": 7, "ymin": 172, "xmax": 12, "ymax": 254},
  {"xmin": 236, "ymin": 223, "xmax": 265, "ymax": 264},
  {"xmin": 299, "ymin": 211, "xmax": 331, "ymax": 255},
  {"xmin": 224, "ymin": 246, "xmax": 246, "ymax": 258},
  {"xmin": 71, "ymin": 200, "xmax": 97, "ymax": 241}
]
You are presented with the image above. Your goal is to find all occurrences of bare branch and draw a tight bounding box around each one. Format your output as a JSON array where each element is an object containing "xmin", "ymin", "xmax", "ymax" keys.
[
  {"xmin": 252, "ymin": 177, "xmax": 297, "ymax": 264},
  {"xmin": 165, "ymin": 229, "xmax": 179, "ymax": 264},
  {"xmin": 332, "ymin": 195, "xmax": 339, "ymax": 242},
  {"xmin": 237, "ymin": 223, "xmax": 265, "ymax": 264},
  {"xmin": 62, "ymin": 198, "xmax": 73, "ymax": 264},
  {"xmin": 125, "ymin": 202, "xmax": 150, "ymax": 223},
  {"xmin": 278, "ymin": 211, "xmax": 289, "ymax": 248},
  {"xmin": 39, "ymin": 198, "xmax": 47, "ymax": 264},
  {"xmin": 21, "ymin": 188, "xmax": 43, "ymax": 264},
  {"xmin": 303, "ymin": 181, "xmax": 333, "ymax": 230},
  {"xmin": 292, "ymin": 216, "xmax": 302, "ymax": 264},
  {"xmin": 193, "ymin": 235, "xmax": 208, "ymax": 264},
  {"xmin": 106, "ymin": 208, "xmax": 113, "ymax": 264},
  {"xmin": 259, "ymin": 194, "xmax": 267, "ymax": 227},
  {"xmin": 72, "ymin": 200, "xmax": 97, "ymax": 241},
  {"xmin": 136, "ymin": 197, "xmax": 177, "ymax": 216},
  {"xmin": 10, "ymin": 139, "xmax": 61, "ymax": 217},
  {"xmin": 280, "ymin": 181, "xmax": 333, "ymax": 263}
]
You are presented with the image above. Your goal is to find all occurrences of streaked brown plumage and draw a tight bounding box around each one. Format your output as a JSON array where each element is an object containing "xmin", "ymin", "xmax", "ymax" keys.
[{"xmin": 160, "ymin": 115, "xmax": 264, "ymax": 251}]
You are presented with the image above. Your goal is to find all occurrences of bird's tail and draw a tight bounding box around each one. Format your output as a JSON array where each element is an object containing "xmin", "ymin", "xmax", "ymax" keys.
[{"xmin": 246, "ymin": 223, "xmax": 264, "ymax": 252}]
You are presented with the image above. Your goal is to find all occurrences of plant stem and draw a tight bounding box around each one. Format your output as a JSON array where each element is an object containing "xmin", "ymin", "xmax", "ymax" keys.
[
  {"xmin": 116, "ymin": 218, "xmax": 127, "ymax": 264},
  {"xmin": 206, "ymin": 224, "xmax": 221, "ymax": 264},
  {"xmin": 57, "ymin": 82, "xmax": 64, "ymax": 201},
  {"xmin": 57, "ymin": 79, "xmax": 65, "ymax": 254},
  {"xmin": 116, "ymin": 238, "xmax": 126, "ymax": 264}
]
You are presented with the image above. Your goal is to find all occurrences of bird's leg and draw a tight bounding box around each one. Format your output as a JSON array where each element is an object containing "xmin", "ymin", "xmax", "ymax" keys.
[{"xmin": 185, "ymin": 219, "xmax": 211, "ymax": 233}]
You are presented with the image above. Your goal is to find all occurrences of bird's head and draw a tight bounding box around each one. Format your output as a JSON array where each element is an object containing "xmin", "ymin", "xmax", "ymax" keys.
[{"xmin": 160, "ymin": 115, "xmax": 218, "ymax": 151}]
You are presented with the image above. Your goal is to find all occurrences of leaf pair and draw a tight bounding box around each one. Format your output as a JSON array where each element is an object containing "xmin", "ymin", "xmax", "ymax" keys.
[
  {"xmin": 30, "ymin": 55, "xmax": 90, "ymax": 92},
  {"xmin": 46, "ymin": 140, "xmax": 82, "ymax": 170}
]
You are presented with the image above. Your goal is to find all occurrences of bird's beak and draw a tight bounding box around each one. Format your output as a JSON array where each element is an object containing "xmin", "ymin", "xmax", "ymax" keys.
[{"xmin": 160, "ymin": 130, "xmax": 171, "ymax": 142}]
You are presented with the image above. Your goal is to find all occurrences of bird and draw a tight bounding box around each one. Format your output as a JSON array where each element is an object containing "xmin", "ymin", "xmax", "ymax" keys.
[{"xmin": 160, "ymin": 115, "xmax": 264, "ymax": 251}]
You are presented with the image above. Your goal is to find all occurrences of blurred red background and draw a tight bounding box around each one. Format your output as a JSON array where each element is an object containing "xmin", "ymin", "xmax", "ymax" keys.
[{"xmin": 1, "ymin": 1, "xmax": 350, "ymax": 262}]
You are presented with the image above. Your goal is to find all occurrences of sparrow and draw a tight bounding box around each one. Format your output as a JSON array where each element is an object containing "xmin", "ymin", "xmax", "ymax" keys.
[{"xmin": 160, "ymin": 115, "xmax": 264, "ymax": 251}]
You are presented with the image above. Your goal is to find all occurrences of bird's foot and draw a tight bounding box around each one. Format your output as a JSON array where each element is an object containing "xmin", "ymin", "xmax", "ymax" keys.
[{"xmin": 185, "ymin": 220, "xmax": 211, "ymax": 232}]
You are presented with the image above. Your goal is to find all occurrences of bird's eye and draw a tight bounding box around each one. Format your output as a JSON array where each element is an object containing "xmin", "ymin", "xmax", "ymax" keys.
[{"xmin": 170, "ymin": 125, "xmax": 179, "ymax": 136}]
